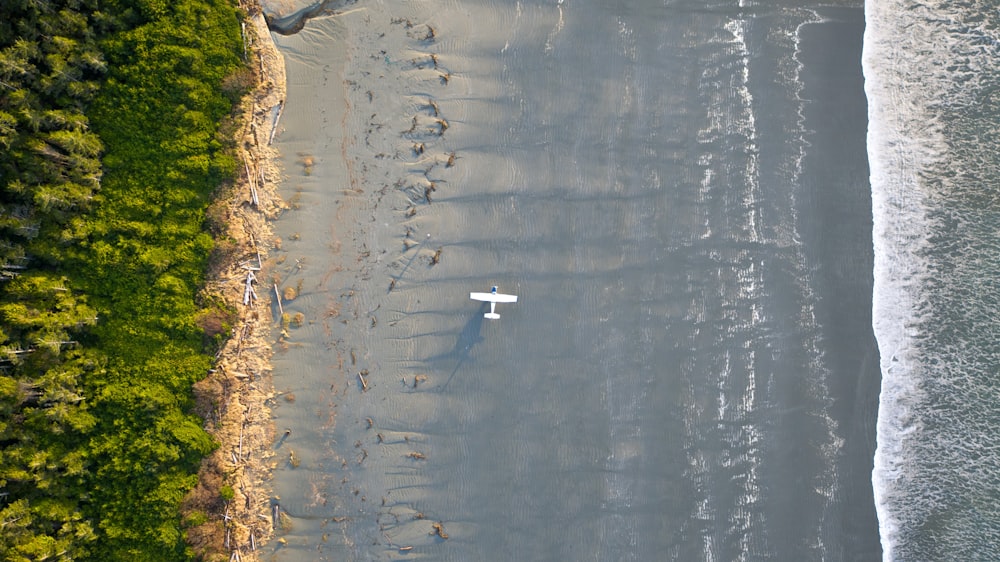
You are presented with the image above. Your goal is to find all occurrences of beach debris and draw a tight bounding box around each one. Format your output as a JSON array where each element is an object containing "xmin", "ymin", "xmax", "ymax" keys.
[
  {"xmin": 287, "ymin": 185, "xmax": 304, "ymax": 209},
  {"xmin": 431, "ymin": 522, "xmax": 448, "ymax": 540},
  {"xmin": 268, "ymin": 100, "xmax": 283, "ymax": 145},
  {"xmin": 274, "ymin": 429, "xmax": 292, "ymax": 449},
  {"xmin": 413, "ymin": 374, "xmax": 428, "ymax": 388},
  {"xmin": 406, "ymin": 451, "xmax": 426, "ymax": 460},
  {"xmin": 429, "ymin": 247, "xmax": 442, "ymax": 266},
  {"xmin": 405, "ymin": 24, "xmax": 436, "ymax": 42},
  {"xmin": 297, "ymin": 152, "xmax": 315, "ymax": 175},
  {"xmin": 358, "ymin": 371, "xmax": 369, "ymax": 392},
  {"xmin": 445, "ymin": 151, "xmax": 457, "ymax": 168},
  {"xmin": 404, "ymin": 116, "xmax": 418, "ymax": 134}
]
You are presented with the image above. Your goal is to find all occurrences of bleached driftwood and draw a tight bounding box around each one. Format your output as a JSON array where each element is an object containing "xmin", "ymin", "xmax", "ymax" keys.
[
  {"xmin": 243, "ymin": 271, "xmax": 257, "ymax": 305},
  {"xmin": 273, "ymin": 283, "xmax": 283, "ymax": 316},
  {"xmin": 268, "ymin": 101, "xmax": 283, "ymax": 145},
  {"xmin": 243, "ymin": 156, "xmax": 259, "ymax": 207},
  {"xmin": 241, "ymin": 21, "xmax": 248, "ymax": 61}
]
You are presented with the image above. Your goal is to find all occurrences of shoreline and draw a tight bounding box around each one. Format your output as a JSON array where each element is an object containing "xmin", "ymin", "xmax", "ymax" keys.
[{"xmin": 184, "ymin": 4, "xmax": 287, "ymax": 560}]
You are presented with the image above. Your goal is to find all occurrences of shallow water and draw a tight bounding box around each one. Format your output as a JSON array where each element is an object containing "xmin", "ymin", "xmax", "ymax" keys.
[{"xmin": 263, "ymin": 1, "xmax": 880, "ymax": 559}]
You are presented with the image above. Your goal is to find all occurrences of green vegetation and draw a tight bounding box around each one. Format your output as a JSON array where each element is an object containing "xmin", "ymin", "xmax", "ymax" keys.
[{"xmin": 0, "ymin": 0, "xmax": 248, "ymax": 559}]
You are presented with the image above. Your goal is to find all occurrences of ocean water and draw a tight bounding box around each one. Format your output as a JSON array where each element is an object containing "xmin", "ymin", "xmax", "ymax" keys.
[
  {"xmin": 867, "ymin": 0, "xmax": 1000, "ymax": 559},
  {"xmin": 261, "ymin": 0, "xmax": 883, "ymax": 560}
]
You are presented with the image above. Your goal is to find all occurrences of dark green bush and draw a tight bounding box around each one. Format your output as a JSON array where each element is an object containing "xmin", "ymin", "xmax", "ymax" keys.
[{"xmin": 0, "ymin": 0, "xmax": 246, "ymax": 559}]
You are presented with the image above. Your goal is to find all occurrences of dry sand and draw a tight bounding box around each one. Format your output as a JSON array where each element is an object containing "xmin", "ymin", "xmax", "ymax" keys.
[{"xmin": 183, "ymin": 5, "xmax": 288, "ymax": 560}]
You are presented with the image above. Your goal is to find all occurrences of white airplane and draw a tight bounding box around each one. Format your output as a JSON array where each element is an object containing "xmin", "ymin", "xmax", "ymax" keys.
[{"xmin": 470, "ymin": 286, "xmax": 518, "ymax": 319}]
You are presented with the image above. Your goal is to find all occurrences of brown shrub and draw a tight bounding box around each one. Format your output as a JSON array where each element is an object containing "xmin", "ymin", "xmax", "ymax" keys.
[{"xmin": 197, "ymin": 307, "xmax": 236, "ymax": 339}]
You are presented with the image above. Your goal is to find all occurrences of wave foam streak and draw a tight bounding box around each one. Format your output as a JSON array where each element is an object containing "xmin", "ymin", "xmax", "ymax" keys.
[{"xmin": 676, "ymin": 7, "xmax": 860, "ymax": 559}]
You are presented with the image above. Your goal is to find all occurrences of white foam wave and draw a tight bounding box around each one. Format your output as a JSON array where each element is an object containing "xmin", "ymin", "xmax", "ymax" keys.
[
  {"xmin": 864, "ymin": 0, "xmax": 1000, "ymax": 558},
  {"xmin": 864, "ymin": 0, "xmax": 934, "ymax": 555}
]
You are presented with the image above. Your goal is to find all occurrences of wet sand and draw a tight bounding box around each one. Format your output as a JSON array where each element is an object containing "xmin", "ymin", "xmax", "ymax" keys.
[
  {"xmin": 218, "ymin": 2, "xmax": 880, "ymax": 560},
  {"xmin": 259, "ymin": 6, "xmax": 477, "ymax": 558}
]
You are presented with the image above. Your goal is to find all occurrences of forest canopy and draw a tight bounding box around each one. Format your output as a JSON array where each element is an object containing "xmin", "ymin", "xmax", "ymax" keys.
[{"xmin": 0, "ymin": 0, "xmax": 246, "ymax": 559}]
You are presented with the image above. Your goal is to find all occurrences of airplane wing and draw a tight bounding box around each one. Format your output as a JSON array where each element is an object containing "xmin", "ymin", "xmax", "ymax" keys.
[{"xmin": 470, "ymin": 292, "xmax": 518, "ymax": 303}]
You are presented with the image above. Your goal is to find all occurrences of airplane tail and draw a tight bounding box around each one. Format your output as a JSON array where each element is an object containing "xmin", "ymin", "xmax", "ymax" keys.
[{"xmin": 484, "ymin": 313, "xmax": 501, "ymax": 320}]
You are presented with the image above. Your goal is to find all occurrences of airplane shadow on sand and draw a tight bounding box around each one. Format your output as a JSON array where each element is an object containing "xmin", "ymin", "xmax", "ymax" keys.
[{"xmin": 431, "ymin": 303, "xmax": 488, "ymax": 392}]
